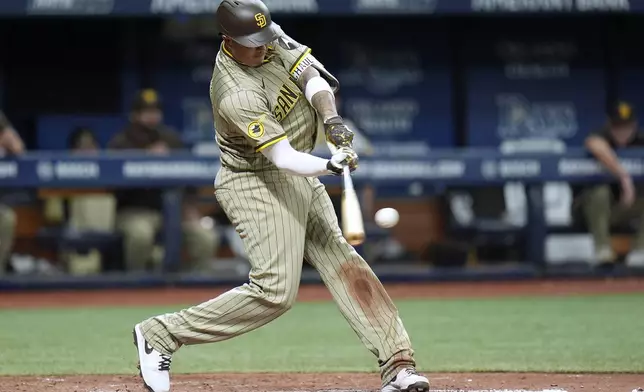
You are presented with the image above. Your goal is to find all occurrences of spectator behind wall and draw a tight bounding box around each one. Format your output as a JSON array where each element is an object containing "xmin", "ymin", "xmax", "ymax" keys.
[
  {"xmin": 108, "ymin": 89, "xmax": 218, "ymax": 272},
  {"xmin": 43, "ymin": 128, "xmax": 118, "ymax": 275},
  {"xmin": 576, "ymin": 102, "xmax": 644, "ymax": 268},
  {"xmin": 0, "ymin": 111, "xmax": 23, "ymax": 276},
  {"xmin": 69, "ymin": 127, "xmax": 100, "ymax": 154}
]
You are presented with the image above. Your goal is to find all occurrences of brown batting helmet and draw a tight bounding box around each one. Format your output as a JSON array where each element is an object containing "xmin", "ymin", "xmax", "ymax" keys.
[{"xmin": 216, "ymin": 0, "xmax": 283, "ymax": 47}]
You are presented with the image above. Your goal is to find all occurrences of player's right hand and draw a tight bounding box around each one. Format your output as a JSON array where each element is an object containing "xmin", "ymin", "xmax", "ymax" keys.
[{"xmin": 327, "ymin": 146, "xmax": 358, "ymax": 175}]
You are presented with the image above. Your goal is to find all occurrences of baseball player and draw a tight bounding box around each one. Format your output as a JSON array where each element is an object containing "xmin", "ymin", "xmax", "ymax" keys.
[{"xmin": 132, "ymin": 1, "xmax": 429, "ymax": 392}]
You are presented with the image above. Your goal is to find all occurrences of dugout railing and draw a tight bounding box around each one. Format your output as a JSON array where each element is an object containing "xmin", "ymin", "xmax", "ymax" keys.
[{"xmin": 1, "ymin": 148, "xmax": 644, "ymax": 290}]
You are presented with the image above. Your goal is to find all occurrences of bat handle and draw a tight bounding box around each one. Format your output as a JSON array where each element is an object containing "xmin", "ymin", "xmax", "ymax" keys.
[
  {"xmin": 326, "ymin": 141, "xmax": 354, "ymax": 188},
  {"xmin": 342, "ymin": 166, "xmax": 354, "ymax": 191}
]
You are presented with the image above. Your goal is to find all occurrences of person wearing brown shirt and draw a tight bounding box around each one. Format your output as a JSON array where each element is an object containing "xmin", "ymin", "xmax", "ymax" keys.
[
  {"xmin": 108, "ymin": 89, "xmax": 218, "ymax": 272},
  {"xmin": 577, "ymin": 101, "xmax": 644, "ymax": 267}
]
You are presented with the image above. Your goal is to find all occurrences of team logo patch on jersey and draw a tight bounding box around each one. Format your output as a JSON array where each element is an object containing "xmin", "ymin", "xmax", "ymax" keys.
[
  {"xmin": 248, "ymin": 120, "xmax": 265, "ymax": 139},
  {"xmin": 255, "ymin": 13, "xmax": 267, "ymax": 28}
]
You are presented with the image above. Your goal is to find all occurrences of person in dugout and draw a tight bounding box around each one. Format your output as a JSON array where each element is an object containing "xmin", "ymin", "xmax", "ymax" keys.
[
  {"xmin": 0, "ymin": 111, "xmax": 24, "ymax": 276},
  {"xmin": 576, "ymin": 101, "xmax": 644, "ymax": 268},
  {"xmin": 108, "ymin": 89, "xmax": 219, "ymax": 273}
]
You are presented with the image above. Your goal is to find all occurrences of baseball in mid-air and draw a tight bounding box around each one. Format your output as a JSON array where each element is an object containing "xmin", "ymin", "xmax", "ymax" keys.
[{"xmin": 375, "ymin": 208, "xmax": 399, "ymax": 228}]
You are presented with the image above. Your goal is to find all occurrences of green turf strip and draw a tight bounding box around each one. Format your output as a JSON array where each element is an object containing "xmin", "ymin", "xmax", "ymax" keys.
[{"xmin": 1, "ymin": 294, "xmax": 642, "ymax": 375}]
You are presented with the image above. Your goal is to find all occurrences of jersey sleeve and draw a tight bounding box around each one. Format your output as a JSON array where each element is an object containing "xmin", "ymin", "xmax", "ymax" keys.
[
  {"xmin": 218, "ymin": 90, "xmax": 287, "ymax": 152},
  {"xmin": 273, "ymin": 34, "xmax": 320, "ymax": 84}
]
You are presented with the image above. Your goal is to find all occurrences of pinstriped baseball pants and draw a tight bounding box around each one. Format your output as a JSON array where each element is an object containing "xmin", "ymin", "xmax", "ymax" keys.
[{"xmin": 140, "ymin": 167, "xmax": 416, "ymax": 384}]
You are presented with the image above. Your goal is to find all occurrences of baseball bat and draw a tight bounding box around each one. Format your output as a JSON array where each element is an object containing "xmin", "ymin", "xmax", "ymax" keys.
[
  {"xmin": 340, "ymin": 165, "xmax": 366, "ymax": 246},
  {"xmin": 326, "ymin": 140, "xmax": 365, "ymax": 245}
]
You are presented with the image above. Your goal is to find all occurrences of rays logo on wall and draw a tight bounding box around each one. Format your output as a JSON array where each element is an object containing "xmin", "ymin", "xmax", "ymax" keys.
[{"xmin": 496, "ymin": 94, "xmax": 578, "ymax": 140}]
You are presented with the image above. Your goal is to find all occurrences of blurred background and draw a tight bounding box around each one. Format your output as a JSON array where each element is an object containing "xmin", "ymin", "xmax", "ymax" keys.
[{"xmin": 1, "ymin": 0, "xmax": 644, "ymax": 288}]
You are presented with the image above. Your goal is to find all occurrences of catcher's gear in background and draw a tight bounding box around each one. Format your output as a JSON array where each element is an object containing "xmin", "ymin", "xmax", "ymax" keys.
[
  {"xmin": 327, "ymin": 147, "xmax": 359, "ymax": 175},
  {"xmin": 325, "ymin": 116, "xmax": 355, "ymax": 148},
  {"xmin": 216, "ymin": 0, "xmax": 284, "ymax": 47}
]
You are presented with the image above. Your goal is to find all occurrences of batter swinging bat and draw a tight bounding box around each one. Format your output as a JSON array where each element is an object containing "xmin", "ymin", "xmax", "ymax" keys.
[{"xmin": 327, "ymin": 141, "xmax": 365, "ymax": 246}]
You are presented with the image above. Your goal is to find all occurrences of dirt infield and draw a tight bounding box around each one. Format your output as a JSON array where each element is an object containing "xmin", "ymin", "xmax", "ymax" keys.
[
  {"xmin": 2, "ymin": 373, "xmax": 642, "ymax": 392},
  {"xmin": 1, "ymin": 278, "xmax": 643, "ymax": 392},
  {"xmin": 1, "ymin": 278, "xmax": 643, "ymax": 309}
]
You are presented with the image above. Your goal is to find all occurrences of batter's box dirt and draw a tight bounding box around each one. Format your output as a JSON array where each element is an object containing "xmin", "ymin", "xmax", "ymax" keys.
[
  {"xmin": 0, "ymin": 373, "xmax": 640, "ymax": 392},
  {"xmin": 268, "ymin": 390, "xmax": 569, "ymax": 392}
]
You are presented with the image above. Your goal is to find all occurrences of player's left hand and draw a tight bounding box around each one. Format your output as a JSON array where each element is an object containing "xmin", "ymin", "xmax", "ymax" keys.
[
  {"xmin": 327, "ymin": 146, "xmax": 359, "ymax": 175},
  {"xmin": 324, "ymin": 116, "xmax": 354, "ymax": 149}
]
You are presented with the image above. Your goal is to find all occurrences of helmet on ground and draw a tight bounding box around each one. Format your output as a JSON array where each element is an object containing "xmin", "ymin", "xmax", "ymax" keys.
[{"xmin": 216, "ymin": 0, "xmax": 283, "ymax": 47}]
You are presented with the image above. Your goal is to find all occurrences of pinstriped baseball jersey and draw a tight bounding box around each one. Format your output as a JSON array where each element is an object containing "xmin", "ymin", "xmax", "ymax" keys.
[
  {"xmin": 138, "ymin": 32, "xmax": 418, "ymax": 387},
  {"xmin": 210, "ymin": 37, "xmax": 320, "ymax": 172}
]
